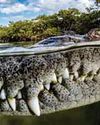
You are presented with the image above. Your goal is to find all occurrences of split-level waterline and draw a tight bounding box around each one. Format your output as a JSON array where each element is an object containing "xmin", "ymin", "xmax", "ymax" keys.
[{"xmin": 0, "ymin": 41, "xmax": 100, "ymax": 116}]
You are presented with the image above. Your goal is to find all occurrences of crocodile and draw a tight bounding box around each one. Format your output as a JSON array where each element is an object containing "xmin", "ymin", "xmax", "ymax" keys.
[{"xmin": 0, "ymin": 32, "xmax": 100, "ymax": 116}]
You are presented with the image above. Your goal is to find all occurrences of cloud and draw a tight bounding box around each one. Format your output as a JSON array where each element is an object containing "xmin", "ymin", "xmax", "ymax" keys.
[
  {"xmin": 0, "ymin": 0, "xmax": 7, "ymax": 3},
  {"xmin": 36, "ymin": 0, "xmax": 95, "ymax": 12},
  {"xmin": 0, "ymin": 0, "xmax": 96, "ymax": 26},
  {"xmin": 75, "ymin": 0, "xmax": 95, "ymax": 11},
  {"xmin": 0, "ymin": 3, "xmax": 28, "ymax": 14},
  {"xmin": 0, "ymin": 0, "xmax": 95, "ymax": 15},
  {"xmin": 0, "ymin": 2, "xmax": 41, "ymax": 14}
]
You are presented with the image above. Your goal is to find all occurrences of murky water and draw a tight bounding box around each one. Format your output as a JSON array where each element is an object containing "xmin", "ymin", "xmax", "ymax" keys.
[{"xmin": 0, "ymin": 102, "xmax": 100, "ymax": 125}]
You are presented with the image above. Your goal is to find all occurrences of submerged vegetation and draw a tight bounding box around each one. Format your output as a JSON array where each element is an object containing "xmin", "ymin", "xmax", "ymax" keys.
[{"xmin": 0, "ymin": 8, "xmax": 100, "ymax": 43}]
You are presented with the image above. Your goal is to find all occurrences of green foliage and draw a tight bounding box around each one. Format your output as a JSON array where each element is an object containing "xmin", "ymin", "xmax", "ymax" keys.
[
  {"xmin": 0, "ymin": 8, "xmax": 99, "ymax": 43},
  {"xmin": 74, "ymin": 10, "xmax": 100, "ymax": 34},
  {"xmin": 42, "ymin": 27, "xmax": 61, "ymax": 38},
  {"xmin": 0, "ymin": 26, "xmax": 10, "ymax": 42}
]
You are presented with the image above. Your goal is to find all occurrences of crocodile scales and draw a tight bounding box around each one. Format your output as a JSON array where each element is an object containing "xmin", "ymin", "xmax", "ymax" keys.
[{"xmin": 0, "ymin": 39, "xmax": 100, "ymax": 116}]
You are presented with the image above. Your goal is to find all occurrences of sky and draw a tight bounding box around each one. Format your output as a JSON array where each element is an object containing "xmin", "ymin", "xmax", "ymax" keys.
[{"xmin": 0, "ymin": 0, "xmax": 98, "ymax": 26}]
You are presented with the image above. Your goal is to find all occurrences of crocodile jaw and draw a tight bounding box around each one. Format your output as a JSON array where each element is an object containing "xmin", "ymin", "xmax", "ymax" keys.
[{"xmin": 0, "ymin": 43, "xmax": 100, "ymax": 116}]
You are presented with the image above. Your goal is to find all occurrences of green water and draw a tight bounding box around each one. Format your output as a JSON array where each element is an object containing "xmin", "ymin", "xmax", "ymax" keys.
[{"xmin": 0, "ymin": 102, "xmax": 100, "ymax": 125}]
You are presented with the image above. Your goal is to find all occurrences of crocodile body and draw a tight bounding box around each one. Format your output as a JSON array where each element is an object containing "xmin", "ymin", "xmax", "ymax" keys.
[{"xmin": 0, "ymin": 39, "xmax": 100, "ymax": 116}]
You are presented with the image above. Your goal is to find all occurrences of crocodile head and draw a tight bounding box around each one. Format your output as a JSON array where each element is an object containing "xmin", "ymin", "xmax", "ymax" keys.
[
  {"xmin": 0, "ymin": 35, "xmax": 100, "ymax": 116},
  {"xmin": 87, "ymin": 28, "xmax": 100, "ymax": 41}
]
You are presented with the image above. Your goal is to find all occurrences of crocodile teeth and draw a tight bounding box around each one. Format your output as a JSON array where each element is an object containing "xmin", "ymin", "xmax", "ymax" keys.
[
  {"xmin": 78, "ymin": 75, "xmax": 87, "ymax": 82},
  {"xmin": 63, "ymin": 68, "xmax": 69, "ymax": 79},
  {"xmin": 0, "ymin": 79, "xmax": 3, "ymax": 89},
  {"xmin": 0, "ymin": 89, "xmax": 6, "ymax": 100},
  {"xmin": 28, "ymin": 96, "xmax": 40, "ymax": 116},
  {"xmin": 8, "ymin": 98, "xmax": 16, "ymax": 111},
  {"xmin": 69, "ymin": 75, "xmax": 74, "ymax": 81},
  {"xmin": 52, "ymin": 73, "xmax": 57, "ymax": 83},
  {"xmin": 16, "ymin": 91, "xmax": 22, "ymax": 99},
  {"xmin": 45, "ymin": 83, "xmax": 50, "ymax": 90},
  {"xmin": 39, "ymin": 83, "xmax": 44, "ymax": 91},
  {"xmin": 74, "ymin": 72, "xmax": 79, "ymax": 79},
  {"xmin": 58, "ymin": 76, "xmax": 62, "ymax": 83}
]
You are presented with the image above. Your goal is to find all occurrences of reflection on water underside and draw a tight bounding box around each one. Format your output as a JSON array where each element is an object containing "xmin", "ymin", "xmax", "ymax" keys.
[{"xmin": 0, "ymin": 101, "xmax": 100, "ymax": 125}]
